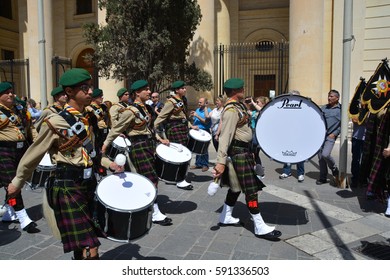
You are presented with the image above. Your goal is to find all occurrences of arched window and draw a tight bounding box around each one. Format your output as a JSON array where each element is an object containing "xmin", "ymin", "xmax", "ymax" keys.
[{"xmin": 255, "ymin": 41, "xmax": 274, "ymax": 52}]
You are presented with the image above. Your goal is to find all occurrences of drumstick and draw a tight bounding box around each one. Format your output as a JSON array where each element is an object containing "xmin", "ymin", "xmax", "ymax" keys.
[
  {"xmin": 207, "ymin": 177, "xmax": 220, "ymax": 196},
  {"xmin": 169, "ymin": 143, "xmax": 183, "ymax": 152}
]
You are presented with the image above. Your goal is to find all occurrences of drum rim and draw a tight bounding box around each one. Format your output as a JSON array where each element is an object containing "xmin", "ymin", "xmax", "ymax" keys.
[
  {"xmin": 255, "ymin": 93, "xmax": 327, "ymax": 164},
  {"xmin": 96, "ymin": 172, "xmax": 157, "ymax": 212},
  {"xmin": 155, "ymin": 143, "xmax": 192, "ymax": 163},
  {"xmin": 189, "ymin": 128, "xmax": 212, "ymax": 141}
]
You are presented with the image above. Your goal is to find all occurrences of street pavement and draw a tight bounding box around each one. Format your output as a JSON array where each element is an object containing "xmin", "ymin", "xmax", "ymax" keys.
[{"xmin": 0, "ymin": 139, "xmax": 389, "ymax": 260}]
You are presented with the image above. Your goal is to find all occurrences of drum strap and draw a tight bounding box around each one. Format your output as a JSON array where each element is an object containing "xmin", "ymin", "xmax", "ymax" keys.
[
  {"xmin": 58, "ymin": 109, "xmax": 96, "ymax": 158},
  {"xmin": 223, "ymin": 102, "xmax": 249, "ymax": 128},
  {"xmin": 0, "ymin": 105, "xmax": 27, "ymax": 136}
]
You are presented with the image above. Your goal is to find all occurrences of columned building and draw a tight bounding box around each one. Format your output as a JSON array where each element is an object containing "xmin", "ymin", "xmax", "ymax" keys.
[{"xmin": 0, "ymin": 0, "xmax": 388, "ymax": 106}]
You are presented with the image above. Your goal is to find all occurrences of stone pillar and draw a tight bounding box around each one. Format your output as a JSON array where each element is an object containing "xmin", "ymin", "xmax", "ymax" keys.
[
  {"xmin": 187, "ymin": 0, "xmax": 215, "ymax": 105},
  {"xmin": 44, "ymin": 0, "xmax": 53, "ymax": 105},
  {"xmin": 289, "ymin": 0, "xmax": 332, "ymax": 105},
  {"xmin": 96, "ymin": 6, "xmax": 125, "ymax": 103}
]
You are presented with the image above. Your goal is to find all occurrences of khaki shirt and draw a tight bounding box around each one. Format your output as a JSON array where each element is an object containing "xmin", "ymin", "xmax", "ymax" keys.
[
  {"xmin": 0, "ymin": 104, "xmax": 28, "ymax": 142},
  {"xmin": 34, "ymin": 103, "xmax": 63, "ymax": 132},
  {"xmin": 109, "ymin": 102, "xmax": 128, "ymax": 127},
  {"xmin": 11, "ymin": 111, "xmax": 95, "ymax": 190},
  {"xmin": 154, "ymin": 96, "xmax": 190, "ymax": 140},
  {"xmin": 216, "ymin": 101, "xmax": 252, "ymax": 165},
  {"xmin": 103, "ymin": 102, "xmax": 152, "ymax": 148}
]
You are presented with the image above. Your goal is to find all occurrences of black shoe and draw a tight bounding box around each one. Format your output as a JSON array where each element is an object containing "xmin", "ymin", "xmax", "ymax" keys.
[
  {"xmin": 316, "ymin": 179, "xmax": 328, "ymax": 185},
  {"xmin": 23, "ymin": 221, "xmax": 40, "ymax": 233},
  {"xmin": 332, "ymin": 167, "xmax": 339, "ymax": 177},
  {"xmin": 177, "ymin": 185, "xmax": 193, "ymax": 190},
  {"xmin": 218, "ymin": 222, "xmax": 242, "ymax": 227},
  {"xmin": 255, "ymin": 230, "xmax": 282, "ymax": 240},
  {"xmin": 152, "ymin": 217, "xmax": 173, "ymax": 226}
]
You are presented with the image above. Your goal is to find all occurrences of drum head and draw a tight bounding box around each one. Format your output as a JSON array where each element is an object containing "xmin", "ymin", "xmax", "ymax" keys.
[
  {"xmin": 156, "ymin": 143, "xmax": 192, "ymax": 164},
  {"xmin": 189, "ymin": 129, "xmax": 212, "ymax": 142},
  {"xmin": 255, "ymin": 94, "xmax": 326, "ymax": 164},
  {"xmin": 113, "ymin": 136, "xmax": 131, "ymax": 147},
  {"xmin": 39, "ymin": 153, "xmax": 55, "ymax": 167},
  {"xmin": 96, "ymin": 172, "xmax": 156, "ymax": 211}
]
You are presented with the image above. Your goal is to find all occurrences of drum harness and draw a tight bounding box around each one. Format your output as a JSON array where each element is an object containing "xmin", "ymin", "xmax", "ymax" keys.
[
  {"xmin": 165, "ymin": 96, "xmax": 190, "ymax": 125},
  {"xmin": 0, "ymin": 104, "xmax": 29, "ymax": 149}
]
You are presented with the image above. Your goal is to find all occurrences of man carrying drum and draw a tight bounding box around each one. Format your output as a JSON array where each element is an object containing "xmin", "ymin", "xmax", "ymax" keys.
[
  {"xmin": 101, "ymin": 79, "xmax": 172, "ymax": 226},
  {"xmin": 109, "ymin": 87, "xmax": 131, "ymax": 127},
  {"xmin": 6, "ymin": 68, "xmax": 122, "ymax": 259},
  {"xmin": 154, "ymin": 80, "xmax": 198, "ymax": 190},
  {"xmin": 34, "ymin": 86, "xmax": 68, "ymax": 132},
  {"xmin": 0, "ymin": 81, "xmax": 39, "ymax": 233},
  {"xmin": 213, "ymin": 78, "xmax": 282, "ymax": 241}
]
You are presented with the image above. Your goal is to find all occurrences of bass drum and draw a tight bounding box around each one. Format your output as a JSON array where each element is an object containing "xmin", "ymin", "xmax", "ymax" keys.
[
  {"xmin": 155, "ymin": 143, "xmax": 192, "ymax": 183},
  {"xmin": 95, "ymin": 172, "xmax": 156, "ymax": 242},
  {"xmin": 255, "ymin": 94, "xmax": 327, "ymax": 164}
]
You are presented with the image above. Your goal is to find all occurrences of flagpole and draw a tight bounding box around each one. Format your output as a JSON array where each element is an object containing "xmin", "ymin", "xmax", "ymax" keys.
[{"xmin": 339, "ymin": 0, "xmax": 353, "ymax": 188}]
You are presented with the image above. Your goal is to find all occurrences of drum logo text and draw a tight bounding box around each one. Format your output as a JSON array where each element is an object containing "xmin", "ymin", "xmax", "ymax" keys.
[
  {"xmin": 282, "ymin": 150, "xmax": 297, "ymax": 156},
  {"xmin": 278, "ymin": 98, "xmax": 302, "ymax": 109}
]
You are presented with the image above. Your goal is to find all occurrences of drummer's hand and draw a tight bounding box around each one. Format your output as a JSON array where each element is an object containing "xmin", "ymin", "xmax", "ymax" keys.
[
  {"xmin": 192, "ymin": 125, "xmax": 199, "ymax": 130},
  {"xmin": 328, "ymin": 133, "xmax": 336, "ymax": 139},
  {"xmin": 213, "ymin": 163, "xmax": 225, "ymax": 179},
  {"xmin": 109, "ymin": 162, "xmax": 124, "ymax": 173},
  {"xmin": 383, "ymin": 147, "xmax": 390, "ymax": 158},
  {"xmin": 101, "ymin": 144, "xmax": 107, "ymax": 154},
  {"xmin": 160, "ymin": 139, "xmax": 170, "ymax": 146},
  {"xmin": 6, "ymin": 183, "xmax": 21, "ymax": 198}
]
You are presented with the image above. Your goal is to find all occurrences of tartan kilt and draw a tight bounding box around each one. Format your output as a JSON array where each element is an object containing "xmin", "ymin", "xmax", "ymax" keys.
[
  {"xmin": 50, "ymin": 177, "xmax": 103, "ymax": 253},
  {"xmin": 165, "ymin": 122, "xmax": 189, "ymax": 146},
  {"xmin": 225, "ymin": 146, "xmax": 265, "ymax": 195},
  {"xmin": 0, "ymin": 146, "xmax": 26, "ymax": 188},
  {"xmin": 129, "ymin": 139, "xmax": 159, "ymax": 187}
]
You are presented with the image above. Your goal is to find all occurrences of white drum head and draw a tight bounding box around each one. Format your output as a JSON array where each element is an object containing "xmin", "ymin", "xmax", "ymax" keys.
[
  {"xmin": 156, "ymin": 143, "xmax": 192, "ymax": 163},
  {"xmin": 113, "ymin": 136, "xmax": 131, "ymax": 148},
  {"xmin": 255, "ymin": 94, "xmax": 326, "ymax": 164},
  {"xmin": 189, "ymin": 129, "xmax": 212, "ymax": 142},
  {"xmin": 96, "ymin": 172, "xmax": 156, "ymax": 211},
  {"xmin": 39, "ymin": 153, "xmax": 55, "ymax": 167}
]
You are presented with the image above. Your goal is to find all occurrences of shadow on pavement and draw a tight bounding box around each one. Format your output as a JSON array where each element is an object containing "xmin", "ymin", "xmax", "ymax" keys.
[{"xmin": 101, "ymin": 243, "xmax": 166, "ymax": 260}]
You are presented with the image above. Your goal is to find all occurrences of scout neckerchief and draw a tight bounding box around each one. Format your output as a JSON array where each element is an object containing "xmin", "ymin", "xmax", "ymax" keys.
[{"xmin": 59, "ymin": 105, "xmax": 95, "ymax": 166}]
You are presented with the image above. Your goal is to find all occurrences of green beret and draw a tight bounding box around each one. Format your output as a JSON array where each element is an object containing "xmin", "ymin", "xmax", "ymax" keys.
[
  {"xmin": 223, "ymin": 78, "xmax": 244, "ymax": 89},
  {"xmin": 15, "ymin": 96, "xmax": 26, "ymax": 107},
  {"xmin": 131, "ymin": 80, "xmax": 148, "ymax": 92},
  {"xmin": 51, "ymin": 86, "xmax": 64, "ymax": 97},
  {"xmin": 0, "ymin": 82, "xmax": 13, "ymax": 94},
  {"xmin": 59, "ymin": 68, "xmax": 92, "ymax": 87},
  {"xmin": 117, "ymin": 87, "xmax": 128, "ymax": 97},
  {"xmin": 92, "ymin": 88, "xmax": 103, "ymax": 98},
  {"xmin": 171, "ymin": 80, "xmax": 185, "ymax": 90}
]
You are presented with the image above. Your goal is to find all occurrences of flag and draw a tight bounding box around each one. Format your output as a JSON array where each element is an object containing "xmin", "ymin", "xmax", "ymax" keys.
[
  {"xmin": 348, "ymin": 77, "xmax": 369, "ymax": 125},
  {"xmin": 361, "ymin": 58, "xmax": 390, "ymax": 114}
]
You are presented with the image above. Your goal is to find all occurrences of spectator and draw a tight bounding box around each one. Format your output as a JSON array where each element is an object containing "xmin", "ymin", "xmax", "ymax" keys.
[{"xmin": 209, "ymin": 97, "xmax": 224, "ymax": 151}]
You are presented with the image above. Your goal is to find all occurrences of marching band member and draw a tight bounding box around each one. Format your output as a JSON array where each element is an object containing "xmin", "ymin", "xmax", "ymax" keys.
[
  {"xmin": 6, "ymin": 69, "xmax": 109, "ymax": 259},
  {"xmin": 35, "ymin": 86, "xmax": 68, "ymax": 132},
  {"xmin": 154, "ymin": 80, "xmax": 197, "ymax": 190},
  {"xmin": 213, "ymin": 78, "xmax": 282, "ymax": 241},
  {"xmin": 0, "ymin": 81, "xmax": 39, "ymax": 233},
  {"xmin": 101, "ymin": 79, "xmax": 172, "ymax": 226},
  {"xmin": 109, "ymin": 88, "xmax": 131, "ymax": 127}
]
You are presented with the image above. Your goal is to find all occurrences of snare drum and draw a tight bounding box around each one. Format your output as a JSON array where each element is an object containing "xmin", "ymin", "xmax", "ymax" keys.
[
  {"xmin": 106, "ymin": 136, "xmax": 131, "ymax": 161},
  {"xmin": 255, "ymin": 94, "xmax": 326, "ymax": 164},
  {"xmin": 95, "ymin": 172, "xmax": 157, "ymax": 242},
  {"xmin": 28, "ymin": 153, "xmax": 56, "ymax": 189},
  {"xmin": 155, "ymin": 143, "xmax": 192, "ymax": 183},
  {"xmin": 187, "ymin": 129, "xmax": 212, "ymax": 155}
]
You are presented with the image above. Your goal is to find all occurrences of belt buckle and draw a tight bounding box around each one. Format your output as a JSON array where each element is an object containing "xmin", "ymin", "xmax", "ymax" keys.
[
  {"xmin": 83, "ymin": 167, "xmax": 92, "ymax": 179},
  {"xmin": 16, "ymin": 142, "xmax": 24, "ymax": 149}
]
